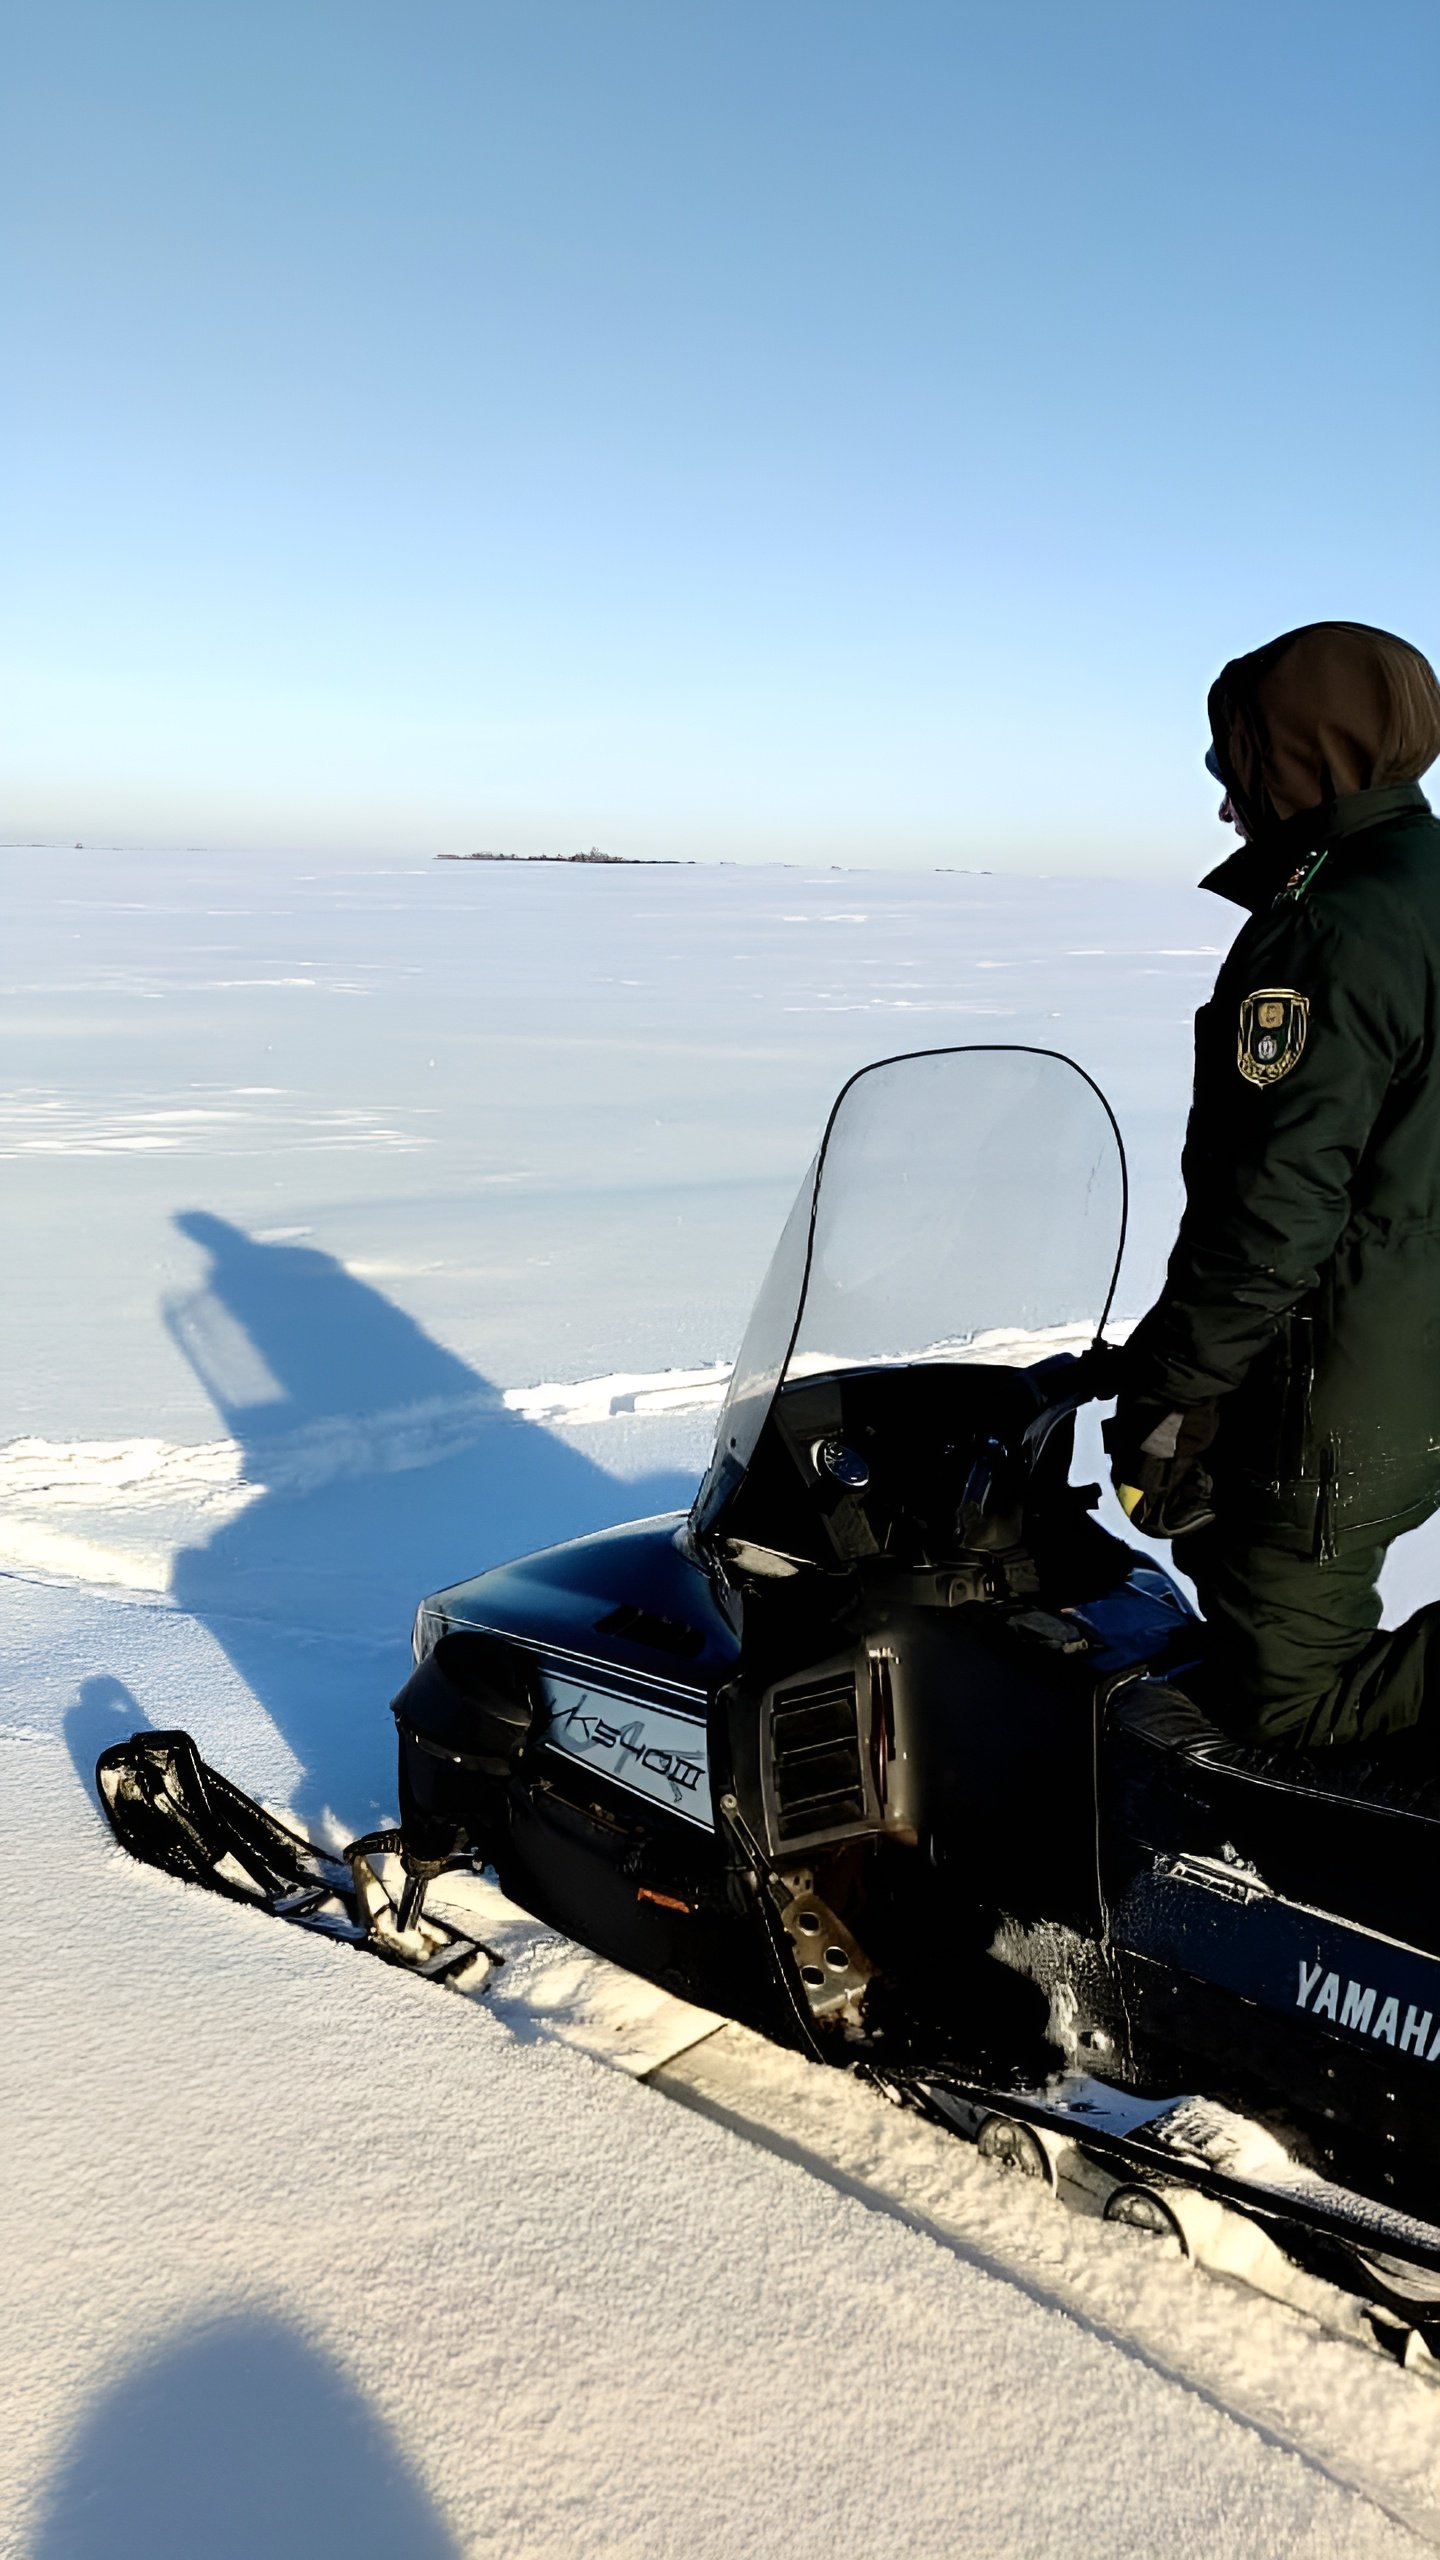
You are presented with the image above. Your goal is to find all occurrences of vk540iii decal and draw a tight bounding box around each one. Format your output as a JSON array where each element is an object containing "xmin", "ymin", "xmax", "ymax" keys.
[{"xmin": 540, "ymin": 1672, "xmax": 712, "ymax": 1829}]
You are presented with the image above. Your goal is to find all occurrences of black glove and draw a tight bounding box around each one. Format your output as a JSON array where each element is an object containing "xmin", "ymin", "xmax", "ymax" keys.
[{"xmin": 1104, "ymin": 1398, "xmax": 1219, "ymax": 1540}]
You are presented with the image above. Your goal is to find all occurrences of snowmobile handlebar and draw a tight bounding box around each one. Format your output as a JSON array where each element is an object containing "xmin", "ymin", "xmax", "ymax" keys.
[
  {"xmin": 1023, "ymin": 1337, "xmax": 1125, "ymax": 1418},
  {"xmin": 1017, "ymin": 1340, "xmax": 1125, "ymax": 1474}
]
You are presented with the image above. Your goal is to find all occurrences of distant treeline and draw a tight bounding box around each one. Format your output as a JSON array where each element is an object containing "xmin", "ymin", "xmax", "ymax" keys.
[{"xmin": 437, "ymin": 847, "xmax": 691, "ymax": 866}]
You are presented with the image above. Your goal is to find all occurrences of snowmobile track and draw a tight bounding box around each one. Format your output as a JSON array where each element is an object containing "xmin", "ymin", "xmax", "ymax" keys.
[{"xmin": 644, "ymin": 2022, "xmax": 1440, "ymax": 2549}]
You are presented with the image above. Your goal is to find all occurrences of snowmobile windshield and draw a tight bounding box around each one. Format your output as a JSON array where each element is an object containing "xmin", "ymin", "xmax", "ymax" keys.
[{"xmin": 692, "ymin": 1045, "xmax": 1126, "ymax": 1539}]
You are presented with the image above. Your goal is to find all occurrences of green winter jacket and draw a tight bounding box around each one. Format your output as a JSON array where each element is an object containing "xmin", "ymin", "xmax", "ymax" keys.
[{"xmin": 1126, "ymin": 625, "xmax": 1440, "ymax": 1559}]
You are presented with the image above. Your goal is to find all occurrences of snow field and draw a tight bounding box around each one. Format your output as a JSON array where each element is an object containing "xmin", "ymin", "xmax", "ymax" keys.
[{"xmin": 6, "ymin": 846, "xmax": 1440, "ymax": 2554}]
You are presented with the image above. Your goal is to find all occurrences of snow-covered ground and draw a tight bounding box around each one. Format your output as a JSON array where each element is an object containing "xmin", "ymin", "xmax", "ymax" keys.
[{"xmin": 6, "ymin": 845, "xmax": 1440, "ymax": 2557}]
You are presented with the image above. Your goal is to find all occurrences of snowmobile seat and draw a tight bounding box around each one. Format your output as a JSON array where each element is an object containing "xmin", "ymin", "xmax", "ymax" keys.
[{"xmin": 1106, "ymin": 1680, "xmax": 1440, "ymax": 1953}]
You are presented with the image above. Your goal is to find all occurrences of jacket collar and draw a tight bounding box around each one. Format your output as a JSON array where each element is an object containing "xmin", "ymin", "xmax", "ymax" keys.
[{"xmin": 1201, "ymin": 781, "xmax": 1433, "ymax": 913}]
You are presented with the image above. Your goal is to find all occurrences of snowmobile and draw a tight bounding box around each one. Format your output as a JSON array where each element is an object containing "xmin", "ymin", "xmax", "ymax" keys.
[{"xmin": 100, "ymin": 1045, "xmax": 1440, "ymax": 2331}]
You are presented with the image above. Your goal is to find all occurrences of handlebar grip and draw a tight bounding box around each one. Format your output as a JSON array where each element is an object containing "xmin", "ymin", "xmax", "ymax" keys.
[{"xmin": 1027, "ymin": 1339, "xmax": 1125, "ymax": 1408}]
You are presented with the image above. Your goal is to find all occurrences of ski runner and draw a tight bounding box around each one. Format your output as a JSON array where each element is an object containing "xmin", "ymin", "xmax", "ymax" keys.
[{"xmin": 1109, "ymin": 620, "xmax": 1440, "ymax": 1750}]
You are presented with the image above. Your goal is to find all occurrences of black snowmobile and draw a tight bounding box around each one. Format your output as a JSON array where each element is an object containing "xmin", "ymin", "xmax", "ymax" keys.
[{"xmin": 101, "ymin": 1045, "xmax": 1440, "ymax": 2328}]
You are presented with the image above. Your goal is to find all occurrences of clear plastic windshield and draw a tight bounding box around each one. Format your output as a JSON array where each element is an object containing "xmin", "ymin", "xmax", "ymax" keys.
[{"xmin": 692, "ymin": 1045, "xmax": 1126, "ymax": 1535}]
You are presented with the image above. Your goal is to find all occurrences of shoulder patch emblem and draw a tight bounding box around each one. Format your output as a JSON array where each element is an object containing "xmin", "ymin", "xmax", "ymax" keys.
[{"xmin": 1238, "ymin": 988, "xmax": 1309, "ymax": 1086}]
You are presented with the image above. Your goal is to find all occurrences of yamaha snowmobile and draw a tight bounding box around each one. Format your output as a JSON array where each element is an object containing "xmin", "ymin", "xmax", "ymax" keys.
[{"xmin": 100, "ymin": 1045, "xmax": 1440, "ymax": 2332}]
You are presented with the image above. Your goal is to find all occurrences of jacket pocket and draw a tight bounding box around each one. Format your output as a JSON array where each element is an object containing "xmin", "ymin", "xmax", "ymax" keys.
[{"xmin": 1240, "ymin": 1311, "xmax": 1315, "ymax": 1490}]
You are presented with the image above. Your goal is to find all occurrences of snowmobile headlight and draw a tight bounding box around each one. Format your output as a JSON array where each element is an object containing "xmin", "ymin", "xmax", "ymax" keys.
[{"xmin": 411, "ymin": 1604, "xmax": 447, "ymax": 1664}]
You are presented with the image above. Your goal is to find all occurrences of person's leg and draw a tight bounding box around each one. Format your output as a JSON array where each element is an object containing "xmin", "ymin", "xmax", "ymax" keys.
[{"xmin": 1174, "ymin": 1526, "xmax": 1440, "ymax": 1748}]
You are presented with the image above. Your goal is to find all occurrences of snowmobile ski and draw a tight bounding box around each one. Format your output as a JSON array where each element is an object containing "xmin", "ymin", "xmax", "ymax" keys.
[{"xmin": 96, "ymin": 1729, "xmax": 499, "ymax": 1990}]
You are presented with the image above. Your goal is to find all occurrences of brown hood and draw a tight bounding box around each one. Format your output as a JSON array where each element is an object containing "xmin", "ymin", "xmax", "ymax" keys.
[{"xmin": 1208, "ymin": 621, "xmax": 1440, "ymax": 839}]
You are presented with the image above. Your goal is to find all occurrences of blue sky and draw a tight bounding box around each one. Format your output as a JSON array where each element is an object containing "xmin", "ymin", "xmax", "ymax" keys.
[{"xmin": 6, "ymin": 0, "xmax": 1439, "ymax": 870}]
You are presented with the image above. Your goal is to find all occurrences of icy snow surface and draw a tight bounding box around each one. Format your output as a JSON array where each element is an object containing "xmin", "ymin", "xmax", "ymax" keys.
[{"xmin": 5, "ymin": 845, "xmax": 1440, "ymax": 2558}]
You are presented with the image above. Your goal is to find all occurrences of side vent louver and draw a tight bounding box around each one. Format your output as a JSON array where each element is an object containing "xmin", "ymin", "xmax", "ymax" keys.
[
  {"xmin": 769, "ymin": 1670, "xmax": 865, "ymax": 1842},
  {"xmin": 595, "ymin": 1603, "xmax": 704, "ymax": 1660}
]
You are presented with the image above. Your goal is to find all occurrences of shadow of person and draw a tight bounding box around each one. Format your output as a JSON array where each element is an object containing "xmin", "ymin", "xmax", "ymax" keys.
[
  {"xmin": 31, "ymin": 2307, "xmax": 460, "ymax": 2560},
  {"xmin": 165, "ymin": 1214, "xmax": 698, "ymax": 1827}
]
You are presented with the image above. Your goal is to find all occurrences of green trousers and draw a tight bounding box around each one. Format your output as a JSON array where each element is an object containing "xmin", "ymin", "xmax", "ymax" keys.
[{"xmin": 1173, "ymin": 1520, "xmax": 1440, "ymax": 1750}]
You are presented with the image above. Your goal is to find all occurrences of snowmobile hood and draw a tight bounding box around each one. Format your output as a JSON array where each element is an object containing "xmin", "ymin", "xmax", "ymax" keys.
[
  {"xmin": 690, "ymin": 1044, "xmax": 1128, "ymax": 1544},
  {"xmin": 1205, "ymin": 621, "xmax": 1440, "ymax": 847},
  {"xmin": 419, "ymin": 1514, "xmax": 740, "ymax": 1686}
]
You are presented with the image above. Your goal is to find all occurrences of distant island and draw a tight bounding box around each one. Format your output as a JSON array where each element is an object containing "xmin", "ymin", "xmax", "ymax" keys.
[{"xmin": 437, "ymin": 846, "xmax": 692, "ymax": 866}]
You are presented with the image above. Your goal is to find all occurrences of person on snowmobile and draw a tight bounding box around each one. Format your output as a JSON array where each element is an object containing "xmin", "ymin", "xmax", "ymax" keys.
[{"xmin": 1108, "ymin": 620, "xmax": 1440, "ymax": 1752}]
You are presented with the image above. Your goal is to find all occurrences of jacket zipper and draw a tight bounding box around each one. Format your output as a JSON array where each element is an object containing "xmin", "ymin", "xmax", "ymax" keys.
[
  {"xmin": 1275, "ymin": 1311, "xmax": 1316, "ymax": 1484},
  {"xmin": 1313, "ymin": 1441, "xmax": 1339, "ymax": 1563}
]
